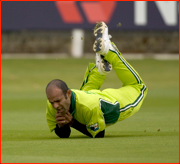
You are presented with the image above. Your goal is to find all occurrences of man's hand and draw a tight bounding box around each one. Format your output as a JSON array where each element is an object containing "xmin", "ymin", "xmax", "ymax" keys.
[
  {"xmin": 55, "ymin": 112, "xmax": 66, "ymax": 127},
  {"xmin": 65, "ymin": 112, "xmax": 74, "ymax": 126},
  {"xmin": 55, "ymin": 111, "xmax": 73, "ymax": 127}
]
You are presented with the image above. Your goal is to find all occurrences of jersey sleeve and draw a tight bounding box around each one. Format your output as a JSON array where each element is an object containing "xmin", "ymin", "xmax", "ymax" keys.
[
  {"xmin": 84, "ymin": 106, "xmax": 105, "ymax": 138},
  {"xmin": 46, "ymin": 100, "xmax": 57, "ymax": 132}
]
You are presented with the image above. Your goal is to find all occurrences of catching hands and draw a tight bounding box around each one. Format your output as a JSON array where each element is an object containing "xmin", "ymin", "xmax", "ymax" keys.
[{"xmin": 55, "ymin": 111, "xmax": 74, "ymax": 128}]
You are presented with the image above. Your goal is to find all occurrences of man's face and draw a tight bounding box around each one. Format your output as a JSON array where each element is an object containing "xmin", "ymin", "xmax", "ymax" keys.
[{"xmin": 46, "ymin": 87, "xmax": 71, "ymax": 115}]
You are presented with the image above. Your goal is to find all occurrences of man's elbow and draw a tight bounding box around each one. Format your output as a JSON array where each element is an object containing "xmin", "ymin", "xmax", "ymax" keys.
[
  {"xmin": 57, "ymin": 134, "xmax": 70, "ymax": 138},
  {"xmin": 54, "ymin": 124, "xmax": 71, "ymax": 138}
]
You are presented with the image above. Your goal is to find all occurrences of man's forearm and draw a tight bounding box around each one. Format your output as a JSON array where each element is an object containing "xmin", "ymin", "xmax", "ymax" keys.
[
  {"xmin": 71, "ymin": 119, "xmax": 93, "ymax": 137},
  {"xmin": 71, "ymin": 119, "xmax": 105, "ymax": 138},
  {"xmin": 54, "ymin": 120, "xmax": 91, "ymax": 138},
  {"xmin": 55, "ymin": 119, "xmax": 105, "ymax": 138}
]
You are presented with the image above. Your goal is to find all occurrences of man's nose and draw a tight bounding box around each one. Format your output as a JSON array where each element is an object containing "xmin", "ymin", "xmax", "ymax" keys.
[{"xmin": 53, "ymin": 103, "xmax": 59, "ymax": 109}]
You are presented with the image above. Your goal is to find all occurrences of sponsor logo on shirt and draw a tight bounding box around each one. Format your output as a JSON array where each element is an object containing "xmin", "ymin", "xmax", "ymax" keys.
[{"xmin": 89, "ymin": 123, "xmax": 99, "ymax": 131}]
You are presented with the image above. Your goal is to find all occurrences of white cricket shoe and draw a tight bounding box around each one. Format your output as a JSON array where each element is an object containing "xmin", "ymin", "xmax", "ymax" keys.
[
  {"xmin": 95, "ymin": 53, "xmax": 112, "ymax": 75},
  {"xmin": 93, "ymin": 22, "xmax": 112, "ymax": 56}
]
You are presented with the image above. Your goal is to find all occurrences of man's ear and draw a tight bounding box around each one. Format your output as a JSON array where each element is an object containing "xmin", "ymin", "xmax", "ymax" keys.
[{"xmin": 67, "ymin": 89, "xmax": 71, "ymax": 98}]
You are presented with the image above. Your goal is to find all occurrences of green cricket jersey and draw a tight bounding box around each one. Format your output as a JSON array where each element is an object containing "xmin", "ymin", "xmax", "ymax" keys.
[{"xmin": 46, "ymin": 89, "xmax": 121, "ymax": 138}]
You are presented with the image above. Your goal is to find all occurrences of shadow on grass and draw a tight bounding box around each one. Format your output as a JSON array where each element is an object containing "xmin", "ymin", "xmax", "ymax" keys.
[
  {"xmin": 27, "ymin": 131, "xmax": 179, "ymax": 141},
  {"xmin": 2, "ymin": 130, "xmax": 178, "ymax": 141}
]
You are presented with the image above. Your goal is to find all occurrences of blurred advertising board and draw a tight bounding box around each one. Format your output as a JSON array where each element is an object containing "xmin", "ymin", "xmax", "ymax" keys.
[{"xmin": 1, "ymin": 1, "xmax": 179, "ymax": 30}]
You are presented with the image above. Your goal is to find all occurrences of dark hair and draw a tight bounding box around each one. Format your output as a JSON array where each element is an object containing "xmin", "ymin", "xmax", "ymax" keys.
[{"xmin": 46, "ymin": 79, "xmax": 69, "ymax": 97}]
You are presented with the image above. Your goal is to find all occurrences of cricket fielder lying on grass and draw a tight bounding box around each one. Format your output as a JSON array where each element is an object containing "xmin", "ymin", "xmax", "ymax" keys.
[{"xmin": 46, "ymin": 22, "xmax": 147, "ymax": 138}]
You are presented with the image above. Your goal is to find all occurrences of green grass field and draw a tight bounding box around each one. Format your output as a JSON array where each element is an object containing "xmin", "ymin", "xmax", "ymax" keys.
[{"xmin": 1, "ymin": 58, "xmax": 179, "ymax": 163}]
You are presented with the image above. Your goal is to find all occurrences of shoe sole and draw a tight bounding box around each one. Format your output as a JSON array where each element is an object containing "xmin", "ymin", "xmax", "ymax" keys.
[
  {"xmin": 101, "ymin": 59, "xmax": 112, "ymax": 72},
  {"xmin": 100, "ymin": 55, "xmax": 112, "ymax": 72},
  {"xmin": 93, "ymin": 22, "xmax": 107, "ymax": 53}
]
